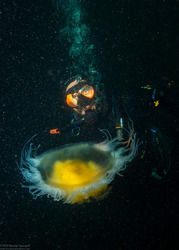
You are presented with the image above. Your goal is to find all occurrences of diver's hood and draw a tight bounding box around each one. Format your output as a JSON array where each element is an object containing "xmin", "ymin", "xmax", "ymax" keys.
[{"xmin": 66, "ymin": 77, "xmax": 96, "ymax": 95}]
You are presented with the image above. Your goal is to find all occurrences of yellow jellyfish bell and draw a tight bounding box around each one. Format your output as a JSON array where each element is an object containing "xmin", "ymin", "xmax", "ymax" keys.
[{"xmin": 19, "ymin": 127, "xmax": 137, "ymax": 204}]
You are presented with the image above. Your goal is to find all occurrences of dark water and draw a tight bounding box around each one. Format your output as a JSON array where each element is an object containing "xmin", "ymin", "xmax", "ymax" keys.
[{"xmin": 1, "ymin": 0, "xmax": 178, "ymax": 249}]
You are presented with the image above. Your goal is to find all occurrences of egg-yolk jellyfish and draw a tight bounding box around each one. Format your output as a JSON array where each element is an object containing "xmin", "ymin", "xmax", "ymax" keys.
[{"xmin": 19, "ymin": 126, "xmax": 138, "ymax": 204}]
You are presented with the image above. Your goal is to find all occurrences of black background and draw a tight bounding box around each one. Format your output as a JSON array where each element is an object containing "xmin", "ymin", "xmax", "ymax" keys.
[{"xmin": 0, "ymin": 0, "xmax": 178, "ymax": 249}]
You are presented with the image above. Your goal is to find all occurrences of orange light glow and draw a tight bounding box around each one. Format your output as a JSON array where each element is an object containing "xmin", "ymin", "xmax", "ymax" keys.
[{"xmin": 66, "ymin": 94, "xmax": 78, "ymax": 107}]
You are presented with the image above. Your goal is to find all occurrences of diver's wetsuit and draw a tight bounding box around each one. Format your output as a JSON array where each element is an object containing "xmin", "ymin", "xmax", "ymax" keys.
[{"xmin": 110, "ymin": 84, "xmax": 172, "ymax": 180}]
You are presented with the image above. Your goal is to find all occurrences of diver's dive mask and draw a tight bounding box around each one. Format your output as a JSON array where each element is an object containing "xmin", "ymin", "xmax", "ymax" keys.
[{"xmin": 66, "ymin": 78, "xmax": 95, "ymax": 108}]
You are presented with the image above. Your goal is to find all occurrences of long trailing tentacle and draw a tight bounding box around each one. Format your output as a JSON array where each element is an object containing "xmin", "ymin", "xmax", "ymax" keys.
[
  {"xmin": 19, "ymin": 134, "xmax": 38, "ymax": 169},
  {"xmin": 98, "ymin": 128, "xmax": 112, "ymax": 141}
]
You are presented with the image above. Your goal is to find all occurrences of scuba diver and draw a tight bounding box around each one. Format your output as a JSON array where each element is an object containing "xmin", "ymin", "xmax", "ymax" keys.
[
  {"xmin": 50, "ymin": 75, "xmax": 173, "ymax": 181},
  {"xmin": 65, "ymin": 76, "xmax": 106, "ymax": 126},
  {"xmin": 50, "ymin": 75, "xmax": 108, "ymax": 137},
  {"xmin": 66, "ymin": 75, "xmax": 112, "ymax": 142}
]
